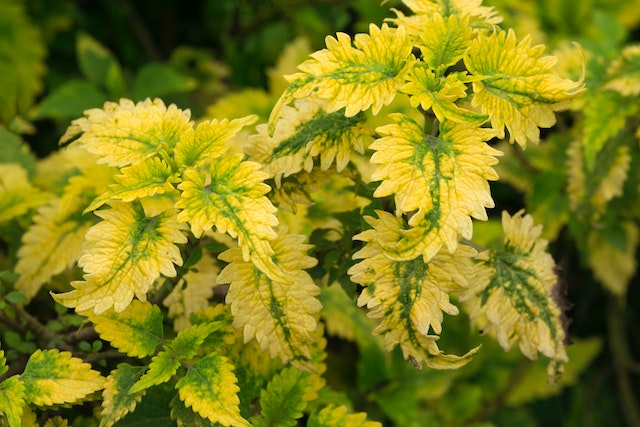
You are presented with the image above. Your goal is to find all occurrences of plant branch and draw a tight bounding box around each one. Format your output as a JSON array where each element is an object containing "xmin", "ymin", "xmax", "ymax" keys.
[{"xmin": 607, "ymin": 295, "xmax": 640, "ymax": 427}]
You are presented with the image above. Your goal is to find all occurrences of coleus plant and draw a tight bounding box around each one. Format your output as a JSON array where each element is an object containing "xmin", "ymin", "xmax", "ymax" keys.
[{"xmin": 0, "ymin": 0, "xmax": 586, "ymax": 425}]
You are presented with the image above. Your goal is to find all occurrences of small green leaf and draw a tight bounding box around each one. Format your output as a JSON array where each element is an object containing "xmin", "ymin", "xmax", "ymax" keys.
[
  {"xmin": 129, "ymin": 351, "xmax": 180, "ymax": 394},
  {"xmin": 87, "ymin": 300, "xmax": 164, "ymax": 358},
  {"xmin": 255, "ymin": 367, "xmax": 322, "ymax": 427},
  {"xmin": 30, "ymin": 80, "xmax": 107, "ymax": 121},
  {"xmin": 5, "ymin": 291, "xmax": 27, "ymax": 305},
  {"xmin": 0, "ymin": 128, "xmax": 37, "ymax": 178},
  {"xmin": 0, "ymin": 376, "xmax": 26, "ymax": 427},
  {"xmin": 132, "ymin": 63, "xmax": 196, "ymax": 101},
  {"xmin": 169, "ymin": 321, "xmax": 223, "ymax": 360},
  {"xmin": 176, "ymin": 354, "xmax": 248, "ymax": 426},
  {"xmin": 76, "ymin": 32, "xmax": 125, "ymax": 95},
  {"xmin": 21, "ymin": 349, "xmax": 105, "ymax": 406}
]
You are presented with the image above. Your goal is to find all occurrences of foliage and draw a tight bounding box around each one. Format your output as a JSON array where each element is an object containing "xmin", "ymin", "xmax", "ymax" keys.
[{"xmin": 0, "ymin": 0, "xmax": 639, "ymax": 426}]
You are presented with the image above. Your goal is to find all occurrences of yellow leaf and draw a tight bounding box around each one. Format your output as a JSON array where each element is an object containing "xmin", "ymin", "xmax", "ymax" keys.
[
  {"xmin": 54, "ymin": 202, "xmax": 187, "ymax": 314},
  {"xmin": 465, "ymin": 29, "xmax": 584, "ymax": 146},
  {"xmin": 0, "ymin": 376, "xmax": 25, "ymax": 427},
  {"xmin": 269, "ymin": 23, "xmax": 414, "ymax": 133},
  {"xmin": 369, "ymin": 114, "xmax": 501, "ymax": 261},
  {"xmin": 460, "ymin": 210, "xmax": 569, "ymax": 383},
  {"xmin": 218, "ymin": 231, "xmax": 321, "ymax": 366},
  {"xmin": 0, "ymin": 164, "xmax": 49, "ymax": 224},
  {"xmin": 308, "ymin": 404, "xmax": 382, "ymax": 427},
  {"xmin": 349, "ymin": 215, "xmax": 479, "ymax": 369},
  {"xmin": 100, "ymin": 363, "xmax": 146, "ymax": 427},
  {"xmin": 61, "ymin": 98, "xmax": 192, "ymax": 167},
  {"xmin": 21, "ymin": 349, "xmax": 105, "ymax": 406}
]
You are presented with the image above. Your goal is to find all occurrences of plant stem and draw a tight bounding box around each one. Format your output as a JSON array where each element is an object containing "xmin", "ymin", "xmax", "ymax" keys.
[{"xmin": 607, "ymin": 295, "xmax": 640, "ymax": 427}]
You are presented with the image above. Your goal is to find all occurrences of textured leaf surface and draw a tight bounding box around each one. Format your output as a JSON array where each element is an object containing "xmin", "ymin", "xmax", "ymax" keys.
[
  {"xmin": 176, "ymin": 156, "xmax": 283, "ymax": 280},
  {"xmin": 176, "ymin": 354, "xmax": 248, "ymax": 426},
  {"xmin": 100, "ymin": 363, "xmax": 146, "ymax": 427},
  {"xmin": 349, "ymin": 217, "xmax": 478, "ymax": 369},
  {"xmin": 54, "ymin": 202, "xmax": 187, "ymax": 314},
  {"xmin": 129, "ymin": 351, "xmax": 180, "ymax": 394},
  {"xmin": 0, "ymin": 0, "xmax": 45, "ymax": 123},
  {"xmin": 253, "ymin": 367, "xmax": 323, "ymax": 427},
  {"xmin": 308, "ymin": 405, "xmax": 382, "ymax": 427},
  {"xmin": 369, "ymin": 114, "xmax": 500, "ymax": 261},
  {"xmin": 86, "ymin": 300, "xmax": 164, "ymax": 358},
  {"xmin": 0, "ymin": 164, "xmax": 49, "ymax": 224},
  {"xmin": 415, "ymin": 13, "xmax": 472, "ymax": 70},
  {"xmin": 0, "ymin": 376, "xmax": 25, "ymax": 427},
  {"xmin": 460, "ymin": 211, "xmax": 569, "ymax": 382},
  {"xmin": 21, "ymin": 350, "xmax": 105, "ymax": 406},
  {"xmin": 169, "ymin": 321, "xmax": 223, "ymax": 360},
  {"xmin": 270, "ymin": 23, "xmax": 414, "ymax": 132},
  {"xmin": 249, "ymin": 98, "xmax": 369, "ymax": 186},
  {"xmin": 174, "ymin": 116, "xmax": 257, "ymax": 168},
  {"xmin": 86, "ymin": 157, "xmax": 179, "ymax": 212},
  {"xmin": 15, "ymin": 198, "xmax": 94, "ymax": 300},
  {"xmin": 464, "ymin": 29, "xmax": 584, "ymax": 146},
  {"xmin": 61, "ymin": 98, "xmax": 191, "ymax": 167},
  {"xmin": 218, "ymin": 232, "xmax": 321, "ymax": 365}
]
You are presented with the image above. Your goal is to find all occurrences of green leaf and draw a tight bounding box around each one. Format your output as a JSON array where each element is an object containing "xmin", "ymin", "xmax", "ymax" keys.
[
  {"xmin": 169, "ymin": 321, "xmax": 223, "ymax": 360},
  {"xmin": 129, "ymin": 351, "xmax": 180, "ymax": 394},
  {"xmin": 132, "ymin": 63, "xmax": 196, "ymax": 101},
  {"xmin": 269, "ymin": 23, "xmax": 414, "ymax": 133},
  {"xmin": 113, "ymin": 383, "xmax": 174, "ymax": 427},
  {"xmin": 0, "ymin": 0, "xmax": 46, "ymax": 123},
  {"xmin": 176, "ymin": 354, "xmax": 248, "ymax": 426},
  {"xmin": 5, "ymin": 291, "xmax": 27, "ymax": 305},
  {"xmin": 0, "ymin": 127, "xmax": 37, "ymax": 178},
  {"xmin": 54, "ymin": 202, "xmax": 187, "ymax": 314},
  {"xmin": 170, "ymin": 394, "xmax": 212, "ymax": 427},
  {"xmin": 0, "ymin": 376, "xmax": 26, "ymax": 427},
  {"xmin": 100, "ymin": 363, "xmax": 147, "ymax": 427},
  {"xmin": 21, "ymin": 349, "xmax": 105, "ymax": 406},
  {"xmin": 76, "ymin": 32, "xmax": 125, "ymax": 95},
  {"xmin": 253, "ymin": 367, "xmax": 322, "ymax": 427},
  {"xmin": 308, "ymin": 405, "xmax": 382, "ymax": 427},
  {"xmin": 31, "ymin": 80, "xmax": 107, "ymax": 121},
  {"xmin": 87, "ymin": 300, "xmax": 164, "ymax": 358},
  {"xmin": 415, "ymin": 13, "xmax": 473, "ymax": 70}
]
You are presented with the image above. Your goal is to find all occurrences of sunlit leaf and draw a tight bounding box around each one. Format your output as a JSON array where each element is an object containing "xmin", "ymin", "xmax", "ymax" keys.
[
  {"xmin": 176, "ymin": 354, "xmax": 248, "ymax": 426},
  {"xmin": 218, "ymin": 231, "xmax": 321, "ymax": 366},
  {"xmin": 129, "ymin": 351, "xmax": 180, "ymax": 394},
  {"xmin": 250, "ymin": 98, "xmax": 370, "ymax": 187},
  {"xmin": 415, "ymin": 13, "xmax": 473, "ymax": 70},
  {"xmin": 174, "ymin": 115, "xmax": 257, "ymax": 169},
  {"xmin": 99, "ymin": 363, "xmax": 146, "ymax": 427},
  {"xmin": 54, "ymin": 202, "xmax": 187, "ymax": 314},
  {"xmin": 60, "ymin": 98, "xmax": 192, "ymax": 168},
  {"xmin": 86, "ymin": 300, "xmax": 164, "ymax": 358},
  {"xmin": 349, "ymin": 215, "xmax": 479, "ymax": 369},
  {"xmin": 308, "ymin": 405, "xmax": 382, "ymax": 427},
  {"xmin": 0, "ymin": 376, "xmax": 25, "ymax": 427},
  {"xmin": 269, "ymin": 23, "xmax": 414, "ymax": 133},
  {"xmin": 369, "ymin": 114, "xmax": 501, "ymax": 261},
  {"xmin": 21, "ymin": 349, "xmax": 105, "ymax": 406},
  {"xmin": 86, "ymin": 157, "xmax": 179, "ymax": 212},
  {"xmin": 464, "ymin": 29, "xmax": 584, "ymax": 146},
  {"xmin": 459, "ymin": 210, "xmax": 569, "ymax": 383},
  {"xmin": 0, "ymin": 164, "xmax": 49, "ymax": 224}
]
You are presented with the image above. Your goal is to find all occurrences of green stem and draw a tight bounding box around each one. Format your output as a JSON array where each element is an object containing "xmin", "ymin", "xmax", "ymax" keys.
[{"xmin": 607, "ymin": 295, "xmax": 640, "ymax": 427}]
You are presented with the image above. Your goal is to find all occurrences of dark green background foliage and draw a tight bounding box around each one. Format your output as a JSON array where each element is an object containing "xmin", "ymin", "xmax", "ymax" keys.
[{"xmin": 2, "ymin": 0, "xmax": 640, "ymax": 426}]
